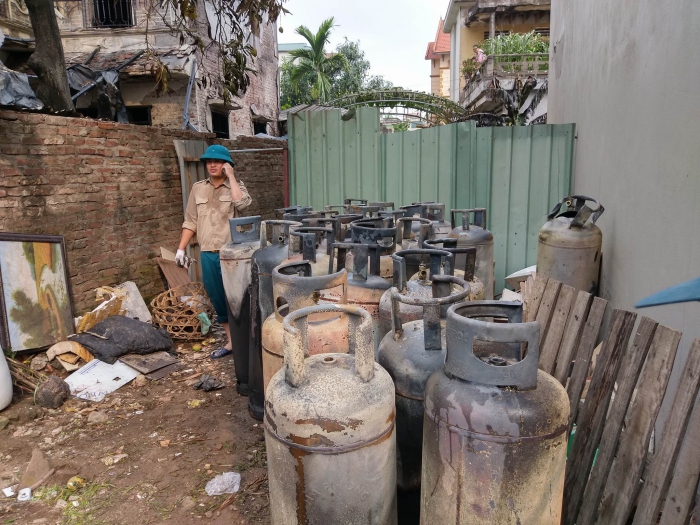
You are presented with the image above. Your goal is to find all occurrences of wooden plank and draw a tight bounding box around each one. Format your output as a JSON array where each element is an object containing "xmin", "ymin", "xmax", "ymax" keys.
[
  {"xmin": 553, "ymin": 290, "xmax": 592, "ymax": 385},
  {"xmin": 563, "ymin": 309, "xmax": 637, "ymax": 525},
  {"xmin": 535, "ymin": 278, "xmax": 562, "ymax": 346},
  {"xmin": 566, "ymin": 296, "xmax": 607, "ymax": 426},
  {"xmin": 156, "ymin": 258, "xmax": 192, "ymax": 289},
  {"xmin": 525, "ymin": 273, "xmax": 548, "ymax": 322},
  {"xmin": 596, "ymin": 325, "xmax": 682, "ymax": 525},
  {"xmin": 539, "ymin": 284, "xmax": 575, "ymax": 374},
  {"xmin": 575, "ymin": 317, "xmax": 659, "ymax": 525},
  {"xmin": 660, "ymin": 378, "xmax": 700, "ymax": 525},
  {"xmin": 633, "ymin": 339, "xmax": 700, "ymax": 525}
]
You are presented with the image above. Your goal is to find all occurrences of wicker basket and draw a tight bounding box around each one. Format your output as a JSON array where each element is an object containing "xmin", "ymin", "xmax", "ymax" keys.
[{"xmin": 150, "ymin": 282, "xmax": 215, "ymax": 341}]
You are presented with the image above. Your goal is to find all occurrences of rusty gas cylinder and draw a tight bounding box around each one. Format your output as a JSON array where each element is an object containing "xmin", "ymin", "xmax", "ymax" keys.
[
  {"xmin": 261, "ymin": 261, "xmax": 349, "ymax": 392},
  {"xmin": 537, "ymin": 195, "xmax": 604, "ymax": 295},
  {"xmin": 421, "ymin": 301, "xmax": 569, "ymax": 524},
  {"xmin": 377, "ymin": 276, "xmax": 469, "ymax": 492},
  {"xmin": 422, "ymin": 238, "xmax": 485, "ymax": 301},
  {"xmin": 220, "ymin": 216, "xmax": 261, "ymax": 400},
  {"xmin": 448, "ymin": 208, "xmax": 495, "ymax": 300},
  {"xmin": 377, "ymin": 248, "xmax": 459, "ymax": 342},
  {"xmin": 282, "ymin": 226, "xmax": 336, "ymax": 276},
  {"xmin": 265, "ymin": 304, "xmax": 397, "ymax": 525},
  {"xmin": 328, "ymin": 242, "xmax": 392, "ymax": 353}
]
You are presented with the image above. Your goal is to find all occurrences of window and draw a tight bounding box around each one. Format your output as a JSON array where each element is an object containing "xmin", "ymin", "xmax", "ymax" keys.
[
  {"xmin": 126, "ymin": 106, "xmax": 152, "ymax": 126},
  {"xmin": 89, "ymin": 0, "xmax": 134, "ymax": 28},
  {"xmin": 211, "ymin": 110, "xmax": 230, "ymax": 139},
  {"xmin": 253, "ymin": 121, "xmax": 268, "ymax": 135}
]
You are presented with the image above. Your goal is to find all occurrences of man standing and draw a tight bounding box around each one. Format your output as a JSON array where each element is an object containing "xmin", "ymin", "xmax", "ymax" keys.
[{"xmin": 176, "ymin": 145, "xmax": 252, "ymax": 363}]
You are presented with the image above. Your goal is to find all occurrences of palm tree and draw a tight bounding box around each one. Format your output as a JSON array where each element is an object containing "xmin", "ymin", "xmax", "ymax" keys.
[{"xmin": 288, "ymin": 17, "xmax": 348, "ymax": 103}]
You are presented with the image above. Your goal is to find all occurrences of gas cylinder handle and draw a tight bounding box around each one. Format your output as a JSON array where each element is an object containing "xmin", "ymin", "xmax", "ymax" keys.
[
  {"xmin": 547, "ymin": 195, "xmax": 604, "ymax": 227},
  {"xmin": 302, "ymin": 217, "xmax": 341, "ymax": 240},
  {"xmin": 317, "ymin": 210, "xmax": 339, "ymax": 218},
  {"xmin": 259, "ymin": 220, "xmax": 302, "ymax": 249},
  {"xmin": 397, "ymin": 216, "xmax": 432, "ymax": 241},
  {"xmin": 229, "ymin": 216, "xmax": 261, "ymax": 244},
  {"xmin": 344, "ymin": 198, "xmax": 368, "ymax": 206},
  {"xmin": 369, "ymin": 201, "xmax": 395, "ymax": 211},
  {"xmin": 389, "ymin": 275, "xmax": 469, "ymax": 351},
  {"xmin": 391, "ymin": 249, "xmax": 453, "ymax": 291},
  {"xmin": 324, "ymin": 205, "xmax": 345, "ymax": 212},
  {"xmin": 329, "ymin": 242, "xmax": 383, "ymax": 281},
  {"xmin": 425, "ymin": 203, "xmax": 446, "ymax": 222},
  {"xmin": 283, "ymin": 304, "xmax": 374, "ymax": 387},
  {"xmin": 445, "ymin": 301, "xmax": 540, "ymax": 390},
  {"xmin": 290, "ymin": 227, "xmax": 335, "ymax": 262},
  {"xmin": 272, "ymin": 262, "xmax": 348, "ymax": 323},
  {"xmin": 350, "ymin": 219, "xmax": 397, "ymax": 248},
  {"xmin": 451, "ymin": 208, "xmax": 487, "ymax": 231},
  {"xmin": 423, "ymin": 239, "xmax": 478, "ymax": 282},
  {"xmin": 275, "ymin": 206, "xmax": 312, "ymax": 219}
]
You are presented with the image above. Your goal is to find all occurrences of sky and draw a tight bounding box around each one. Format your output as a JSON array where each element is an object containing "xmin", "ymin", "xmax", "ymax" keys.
[{"xmin": 277, "ymin": 0, "xmax": 450, "ymax": 93}]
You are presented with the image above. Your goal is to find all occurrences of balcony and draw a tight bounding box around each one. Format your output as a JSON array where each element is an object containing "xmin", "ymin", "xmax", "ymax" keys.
[
  {"xmin": 460, "ymin": 53, "xmax": 549, "ymax": 111},
  {"xmin": 56, "ymin": 0, "xmax": 177, "ymax": 33}
]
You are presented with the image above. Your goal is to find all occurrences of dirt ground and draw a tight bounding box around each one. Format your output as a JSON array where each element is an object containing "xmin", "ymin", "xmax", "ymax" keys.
[{"xmin": 0, "ymin": 329, "xmax": 271, "ymax": 525}]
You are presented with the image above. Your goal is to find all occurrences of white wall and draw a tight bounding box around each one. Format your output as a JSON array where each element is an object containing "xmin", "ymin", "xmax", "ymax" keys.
[{"xmin": 548, "ymin": 0, "xmax": 700, "ymax": 435}]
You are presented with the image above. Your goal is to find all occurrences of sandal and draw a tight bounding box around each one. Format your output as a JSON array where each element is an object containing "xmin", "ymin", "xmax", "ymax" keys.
[{"xmin": 210, "ymin": 347, "xmax": 233, "ymax": 359}]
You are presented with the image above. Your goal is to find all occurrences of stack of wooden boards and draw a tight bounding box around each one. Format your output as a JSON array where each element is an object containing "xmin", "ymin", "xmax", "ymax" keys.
[{"xmin": 522, "ymin": 274, "xmax": 700, "ymax": 525}]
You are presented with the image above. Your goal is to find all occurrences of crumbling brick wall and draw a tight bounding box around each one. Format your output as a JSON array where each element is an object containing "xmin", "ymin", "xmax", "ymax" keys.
[{"xmin": 0, "ymin": 110, "xmax": 286, "ymax": 313}]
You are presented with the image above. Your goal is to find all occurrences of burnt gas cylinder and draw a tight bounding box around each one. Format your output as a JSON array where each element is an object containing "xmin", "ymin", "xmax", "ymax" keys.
[
  {"xmin": 261, "ymin": 262, "xmax": 349, "ymax": 392},
  {"xmin": 252, "ymin": 220, "xmax": 303, "ymax": 336},
  {"xmin": 265, "ymin": 304, "xmax": 397, "ymax": 525},
  {"xmin": 377, "ymin": 277, "xmax": 470, "ymax": 492},
  {"xmin": 448, "ymin": 208, "xmax": 495, "ymax": 300},
  {"xmin": 329, "ymin": 242, "xmax": 392, "ymax": 353},
  {"xmin": 422, "ymin": 239, "xmax": 485, "ymax": 300},
  {"xmin": 275, "ymin": 206, "xmax": 313, "ymax": 219},
  {"xmin": 350, "ymin": 217, "xmax": 398, "ymax": 280},
  {"xmin": 537, "ymin": 195, "xmax": 604, "ymax": 295},
  {"xmin": 421, "ymin": 301, "xmax": 570, "ymax": 525},
  {"xmin": 377, "ymin": 249, "xmax": 459, "ymax": 342},
  {"xmin": 422, "ymin": 203, "xmax": 452, "ymax": 238},
  {"xmin": 282, "ymin": 226, "xmax": 336, "ymax": 276},
  {"xmin": 220, "ymin": 216, "xmax": 261, "ymax": 396}
]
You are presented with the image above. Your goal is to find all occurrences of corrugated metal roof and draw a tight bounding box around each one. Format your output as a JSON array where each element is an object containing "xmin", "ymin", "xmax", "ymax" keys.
[{"xmin": 278, "ymin": 43, "xmax": 312, "ymax": 53}]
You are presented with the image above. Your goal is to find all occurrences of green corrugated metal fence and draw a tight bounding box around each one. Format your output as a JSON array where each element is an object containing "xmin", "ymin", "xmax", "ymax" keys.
[{"xmin": 289, "ymin": 108, "xmax": 575, "ymax": 294}]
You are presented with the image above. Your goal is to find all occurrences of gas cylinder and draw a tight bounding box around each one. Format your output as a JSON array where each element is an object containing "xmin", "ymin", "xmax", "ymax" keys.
[
  {"xmin": 261, "ymin": 261, "xmax": 349, "ymax": 391},
  {"xmin": 377, "ymin": 275, "xmax": 470, "ymax": 492},
  {"xmin": 421, "ymin": 301, "xmax": 570, "ymax": 524},
  {"xmin": 328, "ymin": 242, "xmax": 392, "ymax": 353},
  {"xmin": 397, "ymin": 217, "xmax": 433, "ymax": 278},
  {"xmin": 422, "ymin": 238, "xmax": 485, "ymax": 300},
  {"xmin": 423, "ymin": 203, "xmax": 452, "ymax": 238},
  {"xmin": 220, "ymin": 216, "xmax": 261, "ymax": 399},
  {"xmin": 536, "ymin": 195, "xmax": 604, "ymax": 295},
  {"xmin": 349, "ymin": 217, "xmax": 398, "ymax": 280},
  {"xmin": 265, "ymin": 304, "xmax": 397, "ymax": 525},
  {"xmin": 377, "ymin": 248, "xmax": 461, "ymax": 342},
  {"xmin": 249, "ymin": 220, "xmax": 302, "ymax": 418},
  {"xmin": 282, "ymin": 226, "xmax": 336, "ymax": 276},
  {"xmin": 448, "ymin": 208, "xmax": 495, "ymax": 299}
]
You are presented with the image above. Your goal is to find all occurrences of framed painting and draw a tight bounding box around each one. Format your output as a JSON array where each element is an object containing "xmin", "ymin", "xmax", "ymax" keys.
[{"xmin": 0, "ymin": 233, "xmax": 75, "ymax": 354}]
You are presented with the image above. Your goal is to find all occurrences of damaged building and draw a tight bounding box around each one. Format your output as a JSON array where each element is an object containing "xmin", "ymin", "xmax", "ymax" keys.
[{"xmin": 0, "ymin": 0, "xmax": 280, "ymax": 136}]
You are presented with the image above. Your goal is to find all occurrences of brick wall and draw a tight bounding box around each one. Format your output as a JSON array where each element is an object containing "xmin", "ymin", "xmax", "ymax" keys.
[{"xmin": 0, "ymin": 110, "xmax": 286, "ymax": 313}]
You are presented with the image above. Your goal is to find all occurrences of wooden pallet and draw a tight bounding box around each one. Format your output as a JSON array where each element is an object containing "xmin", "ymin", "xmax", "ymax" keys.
[{"xmin": 521, "ymin": 276, "xmax": 700, "ymax": 525}]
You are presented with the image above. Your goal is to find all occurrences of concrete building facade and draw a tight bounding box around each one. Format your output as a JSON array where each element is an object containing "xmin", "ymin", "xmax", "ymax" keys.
[{"xmin": 548, "ymin": 0, "xmax": 700, "ymax": 432}]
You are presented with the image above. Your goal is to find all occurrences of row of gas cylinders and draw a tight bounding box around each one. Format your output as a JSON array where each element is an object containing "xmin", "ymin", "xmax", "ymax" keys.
[{"xmin": 219, "ymin": 197, "xmax": 602, "ymax": 524}]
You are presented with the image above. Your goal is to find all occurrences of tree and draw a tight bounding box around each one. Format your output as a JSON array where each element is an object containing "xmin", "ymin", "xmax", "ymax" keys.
[
  {"xmin": 25, "ymin": 0, "xmax": 73, "ymax": 112},
  {"xmin": 287, "ymin": 17, "xmax": 349, "ymax": 103},
  {"xmin": 280, "ymin": 34, "xmax": 393, "ymax": 108}
]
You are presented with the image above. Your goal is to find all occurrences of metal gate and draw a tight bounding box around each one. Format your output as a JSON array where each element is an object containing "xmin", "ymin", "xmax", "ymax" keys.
[{"xmin": 288, "ymin": 109, "xmax": 575, "ymax": 294}]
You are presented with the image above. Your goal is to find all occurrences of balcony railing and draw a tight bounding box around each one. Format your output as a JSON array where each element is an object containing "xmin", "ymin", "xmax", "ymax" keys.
[{"xmin": 461, "ymin": 53, "xmax": 549, "ymax": 106}]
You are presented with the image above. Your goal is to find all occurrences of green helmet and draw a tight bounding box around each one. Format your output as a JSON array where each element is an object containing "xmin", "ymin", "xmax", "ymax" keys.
[{"xmin": 200, "ymin": 144, "xmax": 235, "ymax": 166}]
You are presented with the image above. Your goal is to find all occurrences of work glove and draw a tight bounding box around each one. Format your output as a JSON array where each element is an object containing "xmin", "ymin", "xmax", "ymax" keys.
[{"xmin": 175, "ymin": 249, "xmax": 189, "ymax": 269}]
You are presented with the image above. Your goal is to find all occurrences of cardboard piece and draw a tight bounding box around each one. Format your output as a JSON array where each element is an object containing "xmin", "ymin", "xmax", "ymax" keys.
[
  {"xmin": 119, "ymin": 351, "xmax": 178, "ymax": 375},
  {"xmin": 156, "ymin": 258, "xmax": 192, "ymax": 289},
  {"xmin": 18, "ymin": 449, "xmax": 51, "ymax": 491},
  {"xmin": 64, "ymin": 359, "xmax": 139, "ymax": 402}
]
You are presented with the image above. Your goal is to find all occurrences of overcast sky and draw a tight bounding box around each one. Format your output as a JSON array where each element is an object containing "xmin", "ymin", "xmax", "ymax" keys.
[{"xmin": 277, "ymin": 0, "xmax": 449, "ymax": 93}]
